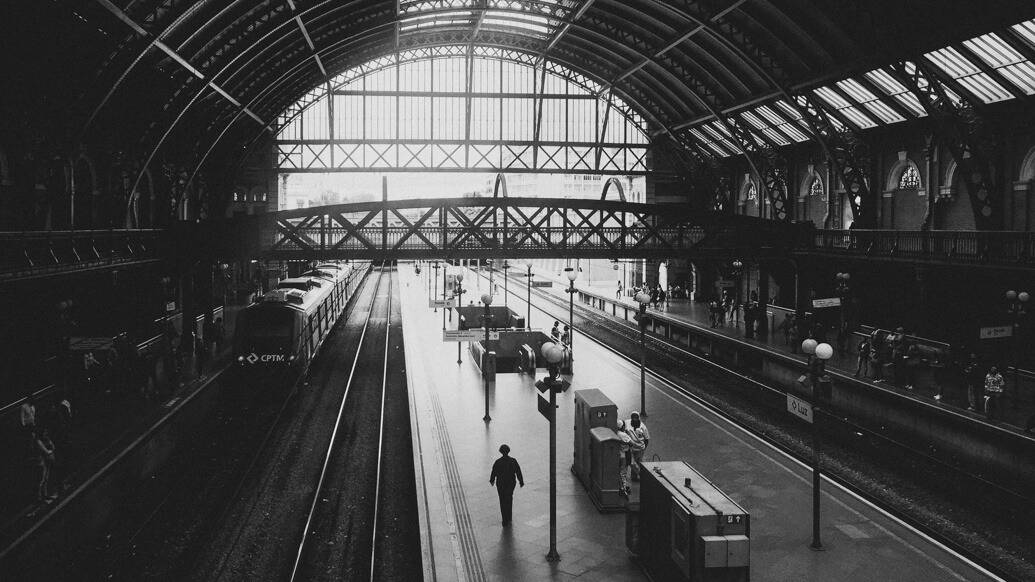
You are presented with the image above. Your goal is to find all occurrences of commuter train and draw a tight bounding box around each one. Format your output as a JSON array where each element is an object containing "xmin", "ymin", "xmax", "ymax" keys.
[{"xmin": 234, "ymin": 262, "xmax": 362, "ymax": 370}]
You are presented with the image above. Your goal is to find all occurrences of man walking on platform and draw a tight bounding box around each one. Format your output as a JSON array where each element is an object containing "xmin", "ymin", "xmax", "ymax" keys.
[{"xmin": 489, "ymin": 444, "xmax": 524, "ymax": 526}]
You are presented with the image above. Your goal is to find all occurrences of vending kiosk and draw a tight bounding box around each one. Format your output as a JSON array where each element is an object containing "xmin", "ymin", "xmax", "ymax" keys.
[
  {"xmin": 629, "ymin": 461, "xmax": 750, "ymax": 582},
  {"xmin": 573, "ymin": 389, "xmax": 623, "ymax": 510}
]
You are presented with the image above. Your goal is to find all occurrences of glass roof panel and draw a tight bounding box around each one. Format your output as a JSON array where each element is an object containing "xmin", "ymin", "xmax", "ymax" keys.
[
  {"xmin": 814, "ymin": 87, "xmax": 877, "ymax": 128},
  {"xmin": 864, "ymin": 68, "xmax": 928, "ymax": 117},
  {"xmin": 925, "ymin": 47, "xmax": 1014, "ymax": 103},
  {"xmin": 753, "ymin": 104, "xmax": 810, "ymax": 142},
  {"xmin": 740, "ymin": 111, "xmax": 790, "ymax": 146},
  {"xmin": 688, "ymin": 128, "xmax": 732, "ymax": 157},
  {"xmin": 963, "ymin": 33, "xmax": 1035, "ymax": 95},
  {"xmin": 399, "ymin": 0, "xmax": 578, "ymax": 40},
  {"xmin": 1010, "ymin": 19, "xmax": 1035, "ymax": 46},
  {"xmin": 836, "ymin": 78, "xmax": 906, "ymax": 123}
]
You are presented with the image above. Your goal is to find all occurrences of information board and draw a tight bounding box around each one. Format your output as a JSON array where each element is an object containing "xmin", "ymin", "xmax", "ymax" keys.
[
  {"xmin": 786, "ymin": 393, "xmax": 813, "ymax": 424},
  {"xmin": 979, "ymin": 325, "xmax": 1013, "ymax": 339},
  {"xmin": 429, "ymin": 298, "xmax": 456, "ymax": 308},
  {"xmin": 442, "ymin": 329, "xmax": 500, "ymax": 342},
  {"xmin": 717, "ymin": 280, "xmax": 735, "ymax": 288},
  {"xmin": 811, "ymin": 297, "xmax": 842, "ymax": 309}
]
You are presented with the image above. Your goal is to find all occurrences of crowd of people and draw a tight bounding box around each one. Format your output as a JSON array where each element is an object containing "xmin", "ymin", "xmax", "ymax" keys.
[{"xmin": 9, "ymin": 313, "xmax": 227, "ymax": 512}]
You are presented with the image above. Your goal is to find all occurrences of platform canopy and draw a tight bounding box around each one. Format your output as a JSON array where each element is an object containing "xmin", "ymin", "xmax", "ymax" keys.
[{"xmin": 9, "ymin": 0, "xmax": 1035, "ymax": 182}]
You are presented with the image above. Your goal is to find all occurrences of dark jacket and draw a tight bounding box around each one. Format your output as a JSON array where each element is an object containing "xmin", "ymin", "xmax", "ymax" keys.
[{"xmin": 490, "ymin": 456, "xmax": 524, "ymax": 491}]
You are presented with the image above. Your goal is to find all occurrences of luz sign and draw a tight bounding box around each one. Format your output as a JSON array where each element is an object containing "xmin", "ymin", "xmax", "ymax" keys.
[{"xmin": 786, "ymin": 393, "xmax": 813, "ymax": 424}]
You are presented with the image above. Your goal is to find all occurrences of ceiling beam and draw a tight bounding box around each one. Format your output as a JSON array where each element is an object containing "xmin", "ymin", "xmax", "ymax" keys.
[
  {"xmin": 597, "ymin": 0, "xmax": 748, "ymax": 95},
  {"xmin": 93, "ymin": 0, "xmax": 270, "ymax": 128}
]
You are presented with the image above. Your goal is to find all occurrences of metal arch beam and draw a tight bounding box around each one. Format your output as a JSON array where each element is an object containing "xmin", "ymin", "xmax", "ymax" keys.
[
  {"xmin": 600, "ymin": 177, "xmax": 626, "ymax": 202},
  {"xmin": 196, "ymin": 41, "xmax": 679, "ymax": 189},
  {"xmin": 597, "ymin": 0, "xmax": 749, "ymax": 95},
  {"xmin": 886, "ymin": 61, "xmax": 1000, "ymax": 231},
  {"xmin": 493, "ymin": 173, "xmax": 508, "ymax": 198},
  {"xmin": 92, "ymin": 0, "xmax": 269, "ymax": 128},
  {"xmin": 542, "ymin": 0, "xmax": 598, "ymax": 55},
  {"xmin": 286, "ymin": 0, "xmax": 328, "ymax": 77},
  {"xmin": 644, "ymin": 0, "xmax": 877, "ymax": 227}
]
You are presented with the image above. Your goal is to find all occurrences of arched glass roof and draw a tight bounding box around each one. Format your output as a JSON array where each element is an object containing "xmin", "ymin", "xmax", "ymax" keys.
[{"xmin": 274, "ymin": 46, "xmax": 650, "ymax": 173}]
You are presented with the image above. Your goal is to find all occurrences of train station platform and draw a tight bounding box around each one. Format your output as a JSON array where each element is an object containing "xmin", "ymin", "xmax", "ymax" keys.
[
  {"xmin": 399, "ymin": 266, "xmax": 999, "ymax": 582},
  {"xmin": 520, "ymin": 274, "xmax": 1035, "ymax": 433}
]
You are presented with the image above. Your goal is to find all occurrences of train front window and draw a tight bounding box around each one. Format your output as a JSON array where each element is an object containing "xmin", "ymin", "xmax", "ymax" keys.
[{"xmin": 244, "ymin": 309, "xmax": 295, "ymax": 344}]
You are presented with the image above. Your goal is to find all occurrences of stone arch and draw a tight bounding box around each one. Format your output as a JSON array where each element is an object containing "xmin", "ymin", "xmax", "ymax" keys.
[
  {"xmin": 886, "ymin": 157, "xmax": 922, "ymax": 192},
  {"xmin": 1020, "ymin": 146, "xmax": 1035, "ymax": 183},
  {"xmin": 738, "ymin": 176, "xmax": 758, "ymax": 216},
  {"xmin": 600, "ymin": 177, "xmax": 626, "ymax": 201}
]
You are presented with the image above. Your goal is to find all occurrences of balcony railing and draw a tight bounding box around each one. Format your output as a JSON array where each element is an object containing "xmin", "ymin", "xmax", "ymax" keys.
[
  {"xmin": 808, "ymin": 229, "xmax": 1035, "ymax": 267},
  {"xmin": 0, "ymin": 229, "xmax": 165, "ymax": 281}
]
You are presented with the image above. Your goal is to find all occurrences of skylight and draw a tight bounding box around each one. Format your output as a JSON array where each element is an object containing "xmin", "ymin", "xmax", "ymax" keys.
[
  {"xmin": 813, "ymin": 86, "xmax": 878, "ymax": 129},
  {"xmin": 753, "ymin": 104, "xmax": 810, "ymax": 142},
  {"xmin": 398, "ymin": 0, "xmax": 576, "ymax": 40},
  {"xmin": 963, "ymin": 32, "xmax": 1035, "ymax": 95},
  {"xmin": 739, "ymin": 111, "xmax": 790, "ymax": 146},
  {"xmin": 836, "ymin": 78, "xmax": 906, "ymax": 124},
  {"xmin": 863, "ymin": 68, "xmax": 927, "ymax": 117},
  {"xmin": 925, "ymin": 46, "xmax": 1014, "ymax": 103}
]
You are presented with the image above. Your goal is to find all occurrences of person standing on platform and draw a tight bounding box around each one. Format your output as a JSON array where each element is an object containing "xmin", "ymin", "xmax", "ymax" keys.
[
  {"xmin": 963, "ymin": 353, "xmax": 982, "ymax": 411},
  {"xmin": 561, "ymin": 325, "xmax": 571, "ymax": 347},
  {"xmin": 551, "ymin": 321, "xmax": 561, "ymax": 341},
  {"xmin": 854, "ymin": 335, "xmax": 870, "ymax": 378},
  {"xmin": 489, "ymin": 444, "xmax": 524, "ymax": 526},
  {"xmin": 984, "ymin": 366, "xmax": 1005, "ymax": 420},
  {"xmin": 624, "ymin": 412, "xmax": 650, "ymax": 481},
  {"xmin": 19, "ymin": 391, "xmax": 37, "ymax": 436},
  {"xmin": 616, "ymin": 281, "xmax": 623, "ymax": 300},
  {"xmin": 616, "ymin": 420, "xmax": 633, "ymax": 497},
  {"xmin": 779, "ymin": 313, "xmax": 795, "ymax": 346}
]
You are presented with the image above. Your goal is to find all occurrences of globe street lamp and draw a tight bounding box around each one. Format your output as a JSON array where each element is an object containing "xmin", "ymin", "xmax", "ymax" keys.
[
  {"xmin": 455, "ymin": 272, "xmax": 465, "ymax": 364},
  {"xmin": 503, "ymin": 260, "xmax": 510, "ymax": 310},
  {"xmin": 481, "ymin": 292, "xmax": 494, "ymax": 422},
  {"xmin": 801, "ymin": 338, "xmax": 833, "ymax": 550},
  {"xmin": 564, "ymin": 267, "xmax": 578, "ymax": 362},
  {"xmin": 538, "ymin": 341, "xmax": 566, "ymax": 563},
  {"xmin": 635, "ymin": 291, "xmax": 652, "ymax": 417},
  {"xmin": 1006, "ymin": 289, "xmax": 1029, "ymax": 410},
  {"xmin": 525, "ymin": 259, "xmax": 533, "ymax": 330}
]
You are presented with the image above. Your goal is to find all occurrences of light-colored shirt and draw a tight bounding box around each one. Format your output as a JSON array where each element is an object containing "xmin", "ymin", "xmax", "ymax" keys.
[
  {"xmin": 624, "ymin": 420, "xmax": 649, "ymax": 450},
  {"xmin": 20, "ymin": 402, "xmax": 36, "ymax": 427},
  {"xmin": 985, "ymin": 373, "xmax": 1005, "ymax": 393}
]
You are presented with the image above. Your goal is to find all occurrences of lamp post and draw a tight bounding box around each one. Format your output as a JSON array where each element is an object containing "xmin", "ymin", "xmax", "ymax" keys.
[
  {"xmin": 635, "ymin": 291, "xmax": 652, "ymax": 417},
  {"xmin": 455, "ymin": 273, "xmax": 465, "ymax": 364},
  {"xmin": 503, "ymin": 260, "xmax": 510, "ymax": 310},
  {"xmin": 564, "ymin": 267, "xmax": 578, "ymax": 361},
  {"xmin": 731, "ymin": 259, "xmax": 744, "ymax": 328},
  {"xmin": 442, "ymin": 263, "xmax": 448, "ymax": 330},
  {"xmin": 836, "ymin": 272, "xmax": 851, "ymax": 325},
  {"xmin": 801, "ymin": 338, "xmax": 833, "ymax": 550},
  {"xmin": 1006, "ymin": 289, "xmax": 1029, "ymax": 410},
  {"xmin": 525, "ymin": 260, "xmax": 533, "ymax": 330},
  {"xmin": 481, "ymin": 292, "xmax": 493, "ymax": 422},
  {"xmin": 432, "ymin": 261, "xmax": 440, "ymax": 312},
  {"xmin": 538, "ymin": 342, "xmax": 566, "ymax": 563}
]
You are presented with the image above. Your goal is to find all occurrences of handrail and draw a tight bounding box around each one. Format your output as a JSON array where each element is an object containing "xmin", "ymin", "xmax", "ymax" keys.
[{"xmin": 807, "ymin": 229, "xmax": 1035, "ymax": 266}]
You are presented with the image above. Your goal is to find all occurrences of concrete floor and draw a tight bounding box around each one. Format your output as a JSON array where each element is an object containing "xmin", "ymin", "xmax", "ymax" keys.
[{"xmin": 400, "ymin": 265, "xmax": 1000, "ymax": 582}]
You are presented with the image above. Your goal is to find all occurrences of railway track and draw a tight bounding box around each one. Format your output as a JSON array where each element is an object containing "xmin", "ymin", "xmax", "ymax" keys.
[{"xmin": 477, "ymin": 268, "xmax": 1033, "ymax": 581}]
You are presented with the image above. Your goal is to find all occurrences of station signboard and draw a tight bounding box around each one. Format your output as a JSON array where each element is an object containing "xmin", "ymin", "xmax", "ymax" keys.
[
  {"xmin": 429, "ymin": 298, "xmax": 456, "ymax": 308},
  {"xmin": 442, "ymin": 329, "xmax": 500, "ymax": 342},
  {"xmin": 979, "ymin": 325, "xmax": 1013, "ymax": 340},
  {"xmin": 786, "ymin": 393, "xmax": 813, "ymax": 424},
  {"xmin": 717, "ymin": 280, "xmax": 735, "ymax": 288},
  {"xmin": 811, "ymin": 297, "xmax": 842, "ymax": 309}
]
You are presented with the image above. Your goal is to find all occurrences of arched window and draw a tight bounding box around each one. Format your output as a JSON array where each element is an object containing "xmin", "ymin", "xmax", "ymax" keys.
[
  {"xmin": 275, "ymin": 47, "xmax": 650, "ymax": 174},
  {"xmin": 746, "ymin": 183, "xmax": 757, "ymax": 201},
  {"xmin": 898, "ymin": 165, "xmax": 921, "ymax": 190},
  {"xmin": 809, "ymin": 177, "xmax": 824, "ymax": 198}
]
